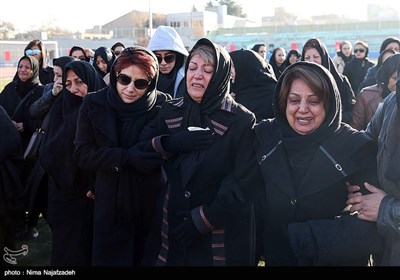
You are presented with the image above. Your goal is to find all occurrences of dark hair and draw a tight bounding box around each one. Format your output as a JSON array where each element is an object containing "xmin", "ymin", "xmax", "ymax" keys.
[
  {"xmin": 376, "ymin": 49, "xmax": 396, "ymax": 69},
  {"xmin": 111, "ymin": 42, "xmax": 125, "ymax": 52},
  {"xmin": 69, "ymin": 46, "xmax": 90, "ymax": 62},
  {"xmin": 24, "ymin": 39, "xmax": 46, "ymax": 67},
  {"xmin": 278, "ymin": 65, "xmax": 331, "ymax": 116},
  {"xmin": 113, "ymin": 48, "xmax": 157, "ymax": 80},
  {"xmin": 251, "ymin": 44, "xmax": 265, "ymax": 53},
  {"xmin": 380, "ymin": 37, "xmax": 400, "ymax": 53},
  {"xmin": 377, "ymin": 53, "xmax": 400, "ymax": 91},
  {"xmin": 285, "ymin": 49, "xmax": 301, "ymax": 66},
  {"xmin": 93, "ymin": 47, "xmax": 115, "ymax": 77},
  {"xmin": 53, "ymin": 56, "xmax": 75, "ymax": 70}
]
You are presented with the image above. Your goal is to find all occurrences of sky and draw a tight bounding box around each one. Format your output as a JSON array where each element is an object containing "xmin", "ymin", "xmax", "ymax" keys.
[{"xmin": 1, "ymin": 0, "xmax": 398, "ymax": 32}]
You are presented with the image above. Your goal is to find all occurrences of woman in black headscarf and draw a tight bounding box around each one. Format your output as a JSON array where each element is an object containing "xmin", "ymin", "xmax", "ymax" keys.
[
  {"xmin": 254, "ymin": 62, "xmax": 383, "ymax": 266},
  {"xmin": 40, "ymin": 60, "xmax": 106, "ymax": 266},
  {"xmin": 26, "ymin": 56, "xmax": 75, "ymax": 241},
  {"xmin": 0, "ymin": 55, "xmax": 43, "ymax": 131},
  {"xmin": 351, "ymin": 53, "xmax": 400, "ymax": 131},
  {"xmin": 69, "ymin": 46, "xmax": 90, "ymax": 62},
  {"xmin": 0, "ymin": 56, "xmax": 44, "ymax": 237},
  {"xmin": 361, "ymin": 36, "xmax": 400, "ymax": 87},
  {"xmin": 142, "ymin": 38, "xmax": 262, "ymax": 266},
  {"xmin": 73, "ymin": 47, "xmax": 171, "ymax": 266},
  {"xmin": 229, "ymin": 48, "xmax": 277, "ymax": 121},
  {"xmin": 301, "ymin": 38, "xmax": 356, "ymax": 124},
  {"xmin": 92, "ymin": 46, "xmax": 115, "ymax": 84},
  {"xmin": 23, "ymin": 39, "xmax": 54, "ymax": 85}
]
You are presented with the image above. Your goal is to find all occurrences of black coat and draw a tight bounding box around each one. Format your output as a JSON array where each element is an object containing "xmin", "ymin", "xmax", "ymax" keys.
[
  {"xmin": 0, "ymin": 106, "xmax": 24, "ymax": 215},
  {"xmin": 229, "ymin": 49, "xmax": 277, "ymax": 122},
  {"xmin": 255, "ymin": 120, "xmax": 382, "ymax": 265},
  {"xmin": 0, "ymin": 105, "xmax": 24, "ymax": 254},
  {"xmin": 74, "ymin": 88, "xmax": 168, "ymax": 266},
  {"xmin": 74, "ymin": 46, "xmax": 171, "ymax": 266},
  {"xmin": 142, "ymin": 38, "xmax": 262, "ymax": 266},
  {"xmin": 40, "ymin": 61, "xmax": 106, "ymax": 266},
  {"xmin": 147, "ymin": 96, "xmax": 261, "ymax": 266},
  {"xmin": 254, "ymin": 62, "xmax": 383, "ymax": 266}
]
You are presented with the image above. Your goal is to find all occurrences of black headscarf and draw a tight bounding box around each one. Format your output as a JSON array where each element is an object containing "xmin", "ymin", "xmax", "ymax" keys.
[
  {"xmin": 179, "ymin": 38, "xmax": 232, "ymax": 129},
  {"xmin": 106, "ymin": 46, "xmax": 159, "ymax": 124},
  {"xmin": 301, "ymin": 38, "xmax": 355, "ymax": 123},
  {"xmin": 380, "ymin": 37, "xmax": 400, "ymax": 53},
  {"xmin": 285, "ymin": 49, "xmax": 302, "ymax": 67},
  {"xmin": 164, "ymin": 38, "xmax": 233, "ymax": 190},
  {"xmin": 377, "ymin": 53, "xmax": 400, "ymax": 99},
  {"xmin": 15, "ymin": 55, "xmax": 41, "ymax": 98},
  {"xmin": 230, "ymin": 48, "xmax": 277, "ymax": 120},
  {"xmin": 40, "ymin": 60, "xmax": 106, "ymax": 190},
  {"xmin": 69, "ymin": 46, "xmax": 90, "ymax": 62},
  {"xmin": 274, "ymin": 62, "xmax": 341, "ymax": 179},
  {"xmin": 93, "ymin": 46, "xmax": 115, "ymax": 78},
  {"xmin": 269, "ymin": 47, "xmax": 287, "ymax": 79},
  {"xmin": 0, "ymin": 56, "xmax": 41, "ymax": 118},
  {"xmin": 106, "ymin": 46, "xmax": 167, "ymax": 230},
  {"xmin": 301, "ymin": 39, "xmax": 342, "ymax": 84}
]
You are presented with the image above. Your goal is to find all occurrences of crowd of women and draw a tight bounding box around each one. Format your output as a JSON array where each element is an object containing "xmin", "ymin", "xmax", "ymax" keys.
[{"xmin": 1, "ymin": 29, "xmax": 400, "ymax": 267}]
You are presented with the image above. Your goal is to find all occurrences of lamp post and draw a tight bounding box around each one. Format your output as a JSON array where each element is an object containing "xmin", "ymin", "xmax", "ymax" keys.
[{"xmin": 148, "ymin": 0, "xmax": 153, "ymax": 38}]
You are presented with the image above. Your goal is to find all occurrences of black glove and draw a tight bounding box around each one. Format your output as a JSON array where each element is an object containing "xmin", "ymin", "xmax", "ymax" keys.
[
  {"xmin": 170, "ymin": 211, "xmax": 201, "ymax": 246},
  {"xmin": 124, "ymin": 144, "xmax": 164, "ymax": 173},
  {"xmin": 163, "ymin": 129, "xmax": 214, "ymax": 154}
]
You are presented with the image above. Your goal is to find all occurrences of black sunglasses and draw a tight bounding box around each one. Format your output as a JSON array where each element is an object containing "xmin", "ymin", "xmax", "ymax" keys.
[
  {"xmin": 354, "ymin": 49, "xmax": 365, "ymax": 53},
  {"xmin": 156, "ymin": 53, "xmax": 176, "ymax": 64},
  {"xmin": 116, "ymin": 73, "xmax": 151, "ymax": 89}
]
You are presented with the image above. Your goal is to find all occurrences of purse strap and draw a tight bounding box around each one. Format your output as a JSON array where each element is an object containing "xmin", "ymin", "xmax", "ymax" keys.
[{"xmin": 39, "ymin": 111, "xmax": 51, "ymax": 131}]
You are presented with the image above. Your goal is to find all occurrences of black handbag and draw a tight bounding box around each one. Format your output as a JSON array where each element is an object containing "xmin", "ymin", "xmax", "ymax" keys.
[
  {"xmin": 23, "ymin": 113, "xmax": 50, "ymax": 161},
  {"xmin": 23, "ymin": 129, "xmax": 44, "ymax": 160}
]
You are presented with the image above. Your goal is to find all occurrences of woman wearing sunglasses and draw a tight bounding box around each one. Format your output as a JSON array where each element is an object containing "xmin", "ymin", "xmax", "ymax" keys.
[
  {"xmin": 73, "ymin": 47, "xmax": 171, "ymax": 266},
  {"xmin": 343, "ymin": 40, "xmax": 375, "ymax": 95},
  {"xmin": 147, "ymin": 25, "xmax": 189, "ymax": 98},
  {"xmin": 22, "ymin": 39, "xmax": 54, "ymax": 85}
]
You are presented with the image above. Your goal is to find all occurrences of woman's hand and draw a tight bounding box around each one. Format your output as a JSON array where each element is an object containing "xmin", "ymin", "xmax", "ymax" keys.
[
  {"xmin": 346, "ymin": 182, "xmax": 387, "ymax": 222},
  {"xmin": 86, "ymin": 190, "xmax": 95, "ymax": 200},
  {"xmin": 12, "ymin": 121, "xmax": 24, "ymax": 132},
  {"xmin": 52, "ymin": 80, "xmax": 63, "ymax": 96}
]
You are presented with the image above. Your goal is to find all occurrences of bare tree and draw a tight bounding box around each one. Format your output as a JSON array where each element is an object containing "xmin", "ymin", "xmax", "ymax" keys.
[
  {"xmin": 0, "ymin": 21, "xmax": 15, "ymax": 39},
  {"xmin": 205, "ymin": 0, "xmax": 246, "ymax": 18}
]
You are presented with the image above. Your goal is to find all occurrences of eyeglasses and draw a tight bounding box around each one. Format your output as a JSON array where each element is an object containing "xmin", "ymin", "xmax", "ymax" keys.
[
  {"xmin": 25, "ymin": 49, "xmax": 41, "ymax": 56},
  {"xmin": 116, "ymin": 73, "xmax": 151, "ymax": 89},
  {"xmin": 156, "ymin": 53, "xmax": 176, "ymax": 64},
  {"xmin": 354, "ymin": 49, "xmax": 365, "ymax": 53},
  {"xmin": 114, "ymin": 51, "xmax": 121, "ymax": 56}
]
